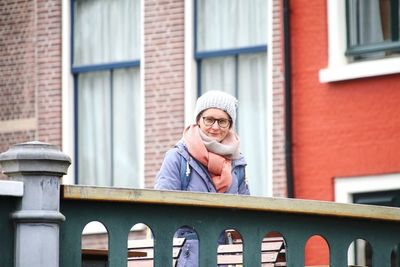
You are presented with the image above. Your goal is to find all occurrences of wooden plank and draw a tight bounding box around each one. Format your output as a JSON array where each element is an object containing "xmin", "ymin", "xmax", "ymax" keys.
[
  {"xmin": 217, "ymin": 254, "xmax": 243, "ymax": 265},
  {"xmin": 127, "ymin": 238, "xmax": 185, "ymax": 249},
  {"xmin": 261, "ymin": 241, "xmax": 283, "ymax": 251},
  {"xmin": 63, "ymin": 184, "xmax": 400, "ymax": 222},
  {"xmin": 128, "ymin": 247, "xmax": 182, "ymax": 259},
  {"xmin": 217, "ymin": 251, "xmax": 279, "ymax": 264},
  {"xmin": 82, "ymin": 248, "xmax": 147, "ymax": 258},
  {"xmin": 127, "ymin": 258, "xmax": 178, "ymax": 267}
]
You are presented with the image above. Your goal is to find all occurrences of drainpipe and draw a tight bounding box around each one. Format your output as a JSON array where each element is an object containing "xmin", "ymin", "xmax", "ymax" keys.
[{"xmin": 282, "ymin": 0, "xmax": 294, "ymax": 198}]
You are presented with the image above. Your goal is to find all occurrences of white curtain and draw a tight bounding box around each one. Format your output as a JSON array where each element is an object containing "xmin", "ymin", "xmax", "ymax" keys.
[
  {"xmin": 200, "ymin": 53, "xmax": 267, "ymax": 196},
  {"xmin": 78, "ymin": 68, "xmax": 141, "ymax": 187},
  {"xmin": 237, "ymin": 53, "xmax": 267, "ymax": 197},
  {"xmin": 201, "ymin": 57, "xmax": 236, "ymax": 95},
  {"xmin": 113, "ymin": 68, "xmax": 141, "ymax": 187},
  {"xmin": 74, "ymin": 0, "xmax": 140, "ymax": 65},
  {"xmin": 78, "ymin": 72, "xmax": 111, "ymax": 186},
  {"xmin": 196, "ymin": 0, "xmax": 267, "ymax": 51}
]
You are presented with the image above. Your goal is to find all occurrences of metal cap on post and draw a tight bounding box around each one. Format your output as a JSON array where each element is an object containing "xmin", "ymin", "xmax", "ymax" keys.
[{"xmin": 0, "ymin": 141, "xmax": 71, "ymax": 267}]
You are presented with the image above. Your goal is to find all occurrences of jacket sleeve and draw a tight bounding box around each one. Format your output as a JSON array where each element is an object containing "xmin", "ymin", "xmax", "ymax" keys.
[
  {"xmin": 154, "ymin": 148, "xmax": 182, "ymax": 191},
  {"xmin": 238, "ymin": 166, "xmax": 250, "ymax": 195}
]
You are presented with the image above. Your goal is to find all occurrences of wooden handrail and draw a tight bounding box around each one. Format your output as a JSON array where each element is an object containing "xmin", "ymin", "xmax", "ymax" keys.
[{"xmin": 62, "ymin": 184, "xmax": 400, "ymax": 222}]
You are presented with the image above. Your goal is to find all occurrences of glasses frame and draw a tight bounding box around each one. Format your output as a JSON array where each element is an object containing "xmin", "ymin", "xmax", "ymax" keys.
[{"xmin": 202, "ymin": 116, "xmax": 231, "ymax": 128}]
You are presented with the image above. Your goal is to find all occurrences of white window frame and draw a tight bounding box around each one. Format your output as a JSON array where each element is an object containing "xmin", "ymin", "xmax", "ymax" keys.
[
  {"xmin": 335, "ymin": 173, "xmax": 400, "ymax": 204},
  {"xmin": 335, "ymin": 173, "xmax": 400, "ymax": 265},
  {"xmin": 62, "ymin": 0, "xmax": 74, "ymax": 184},
  {"xmin": 319, "ymin": 0, "xmax": 400, "ymax": 83},
  {"xmin": 61, "ymin": 0, "xmax": 145, "ymax": 187},
  {"xmin": 184, "ymin": 0, "xmax": 273, "ymax": 196}
]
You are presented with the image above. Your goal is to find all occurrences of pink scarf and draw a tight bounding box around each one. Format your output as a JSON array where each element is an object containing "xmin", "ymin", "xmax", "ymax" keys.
[{"xmin": 183, "ymin": 124, "xmax": 240, "ymax": 193}]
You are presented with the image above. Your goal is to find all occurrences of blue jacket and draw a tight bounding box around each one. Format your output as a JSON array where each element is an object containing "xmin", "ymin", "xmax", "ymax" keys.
[
  {"xmin": 155, "ymin": 139, "xmax": 250, "ymax": 194},
  {"xmin": 154, "ymin": 139, "xmax": 249, "ymax": 266}
]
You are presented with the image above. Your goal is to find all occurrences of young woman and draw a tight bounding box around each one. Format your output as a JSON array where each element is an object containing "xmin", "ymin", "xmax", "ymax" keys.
[{"xmin": 155, "ymin": 90, "xmax": 249, "ymax": 266}]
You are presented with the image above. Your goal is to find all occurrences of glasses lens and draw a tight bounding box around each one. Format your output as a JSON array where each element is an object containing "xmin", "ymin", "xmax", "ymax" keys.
[
  {"xmin": 203, "ymin": 117, "xmax": 215, "ymax": 126},
  {"xmin": 218, "ymin": 119, "xmax": 230, "ymax": 128}
]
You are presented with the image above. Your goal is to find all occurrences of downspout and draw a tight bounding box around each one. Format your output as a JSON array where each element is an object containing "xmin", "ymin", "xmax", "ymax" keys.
[{"xmin": 282, "ymin": 0, "xmax": 294, "ymax": 198}]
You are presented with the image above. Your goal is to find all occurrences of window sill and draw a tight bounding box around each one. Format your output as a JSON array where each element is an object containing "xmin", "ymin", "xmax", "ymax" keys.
[{"xmin": 319, "ymin": 56, "xmax": 400, "ymax": 83}]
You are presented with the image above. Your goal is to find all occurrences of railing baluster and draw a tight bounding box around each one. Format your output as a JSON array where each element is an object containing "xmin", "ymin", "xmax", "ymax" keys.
[
  {"xmin": 371, "ymin": 239, "xmax": 392, "ymax": 267},
  {"xmin": 242, "ymin": 230, "xmax": 261, "ymax": 266},
  {"xmin": 197, "ymin": 226, "xmax": 218, "ymax": 266},
  {"xmin": 108, "ymin": 222, "xmax": 129, "ymax": 267},
  {"xmin": 285, "ymin": 236, "xmax": 305, "ymax": 267},
  {"xmin": 153, "ymin": 228, "xmax": 174, "ymax": 266},
  {"xmin": 329, "ymin": 238, "xmax": 349, "ymax": 267}
]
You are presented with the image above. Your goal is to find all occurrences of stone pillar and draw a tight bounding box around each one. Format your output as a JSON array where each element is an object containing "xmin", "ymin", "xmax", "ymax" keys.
[{"xmin": 0, "ymin": 141, "xmax": 71, "ymax": 267}]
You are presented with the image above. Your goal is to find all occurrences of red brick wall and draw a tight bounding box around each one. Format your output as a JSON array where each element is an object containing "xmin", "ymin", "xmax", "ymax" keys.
[
  {"xmin": 144, "ymin": 0, "xmax": 185, "ymax": 188},
  {"xmin": 0, "ymin": 0, "xmax": 62, "ymax": 156},
  {"xmin": 36, "ymin": 0, "xmax": 62, "ymax": 147},
  {"xmin": 0, "ymin": 0, "xmax": 287, "ymax": 195},
  {"xmin": 0, "ymin": 0, "xmax": 36, "ymax": 124},
  {"xmin": 290, "ymin": 0, "xmax": 400, "ymax": 264},
  {"xmin": 272, "ymin": 0, "xmax": 287, "ymax": 197}
]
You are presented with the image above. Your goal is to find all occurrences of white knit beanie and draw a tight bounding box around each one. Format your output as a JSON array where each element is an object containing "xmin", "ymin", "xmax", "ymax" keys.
[{"xmin": 194, "ymin": 90, "xmax": 238, "ymax": 123}]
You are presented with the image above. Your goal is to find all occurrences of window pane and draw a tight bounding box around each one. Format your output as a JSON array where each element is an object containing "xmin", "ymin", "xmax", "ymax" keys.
[
  {"xmin": 78, "ymin": 71, "xmax": 112, "ymax": 186},
  {"xmin": 347, "ymin": 0, "xmax": 386, "ymax": 47},
  {"xmin": 113, "ymin": 68, "xmax": 141, "ymax": 188},
  {"xmin": 200, "ymin": 57, "xmax": 236, "ymax": 96},
  {"xmin": 74, "ymin": 0, "xmax": 141, "ymax": 65},
  {"xmin": 196, "ymin": 0, "xmax": 267, "ymax": 51},
  {"xmin": 237, "ymin": 53, "xmax": 267, "ymax": 197}
]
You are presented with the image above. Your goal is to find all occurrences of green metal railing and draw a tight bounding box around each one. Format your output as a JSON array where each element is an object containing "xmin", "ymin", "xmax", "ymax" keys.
[
  {"xmin": 2, "ymin": 142, "xmax": 397, "ymax": 266},
  {"xmin": 0, "ymin": 196, "xmax": 18, "ymax": 267},
  {"xmin": 60, "ymin": 185, "xmax": 400, "ymax": 267}
]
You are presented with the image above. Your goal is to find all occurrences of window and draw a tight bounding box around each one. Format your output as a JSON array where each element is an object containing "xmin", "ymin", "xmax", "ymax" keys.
[
  {"xmin": 335, "ymin": 174, "xmax": 400, "ymax": 266},
  {"xmin": 195, "ymin": 0, "xmax": 269, "ymax": 196},
  {"xmin": 346, "ymin": 0, "xmax": 400, "ymax": 60},
  {"xmin": 72, "ymin": 0, "xmax": 142, "ymax": 187},
  {"xmin": 319, "ymin": 0, "xmax": 400, "ymax": 82}
]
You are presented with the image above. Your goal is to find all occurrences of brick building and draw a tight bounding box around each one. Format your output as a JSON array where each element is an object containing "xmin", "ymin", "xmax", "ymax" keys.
[
  {"xmin": 0, "ymin": 0, "xmax": 287, "ymax": 197},
  {"xmin": 288, "ymin": 0, "xmax": 400, "ymax": 265}
]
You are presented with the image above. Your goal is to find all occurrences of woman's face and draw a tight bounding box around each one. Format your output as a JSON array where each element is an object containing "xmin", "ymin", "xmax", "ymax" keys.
[{"xmin": 197, "ymin": 108, "xmax": 231, "ymax": 142}]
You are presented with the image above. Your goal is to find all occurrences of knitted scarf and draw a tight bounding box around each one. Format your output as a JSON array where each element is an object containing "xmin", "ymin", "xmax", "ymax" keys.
[{"xmin": 183, "ymin": 124, "xmax": 240, "ymax": 193}]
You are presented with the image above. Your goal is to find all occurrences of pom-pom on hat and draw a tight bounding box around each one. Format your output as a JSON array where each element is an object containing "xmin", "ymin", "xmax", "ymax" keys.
[{"xmin": 194, "ymin": 90, "xmax": 238, "ymax": 124}]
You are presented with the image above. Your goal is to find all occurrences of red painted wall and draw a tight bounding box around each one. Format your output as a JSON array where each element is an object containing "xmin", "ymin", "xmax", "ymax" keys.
[{"xmin": 290, "ymin": 0, "xmax": 400, "ymax": 265}]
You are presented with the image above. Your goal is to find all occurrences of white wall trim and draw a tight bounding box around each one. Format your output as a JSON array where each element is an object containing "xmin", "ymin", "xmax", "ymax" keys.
[
  {"xmin": 139, "ymin": 0, "xmax": 145, "ymax": 188},
  {"xmin": 0, "ymin": 180, "xmax": 23, "ymax": 197},
  {"xmin": 320, "ymin": 57, "xmax": 400, "ymax": 83},
  {"xmin": 319, "ymin": 0, "xmax": 400, "ymax": 83},
  {"xmin": 184, "ymin": 0, "xmax": 197, "ymax": 127},
  {"xmin": 61, "ymin": 0, "xmax": 75, "ymax": 184},
  {"xmin": 334, "ymin": 173, "xmax": 400, "ymax": 203}
]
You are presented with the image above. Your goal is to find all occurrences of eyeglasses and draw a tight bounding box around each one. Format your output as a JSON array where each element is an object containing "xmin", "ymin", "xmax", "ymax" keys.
[{"xmin": 202, "ymin": 117, "xmax": 231, "ymax": 128}]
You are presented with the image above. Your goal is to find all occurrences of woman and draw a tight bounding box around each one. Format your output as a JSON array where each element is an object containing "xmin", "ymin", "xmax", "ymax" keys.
[{"xmin": 155, "ymin": 90, "xmax": 249, "ymax": 266}]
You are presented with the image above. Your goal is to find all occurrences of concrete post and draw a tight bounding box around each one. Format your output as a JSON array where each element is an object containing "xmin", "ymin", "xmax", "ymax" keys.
[{"xmin": 0, "ymin": 141, "xmax": 71, "ymax": 267}]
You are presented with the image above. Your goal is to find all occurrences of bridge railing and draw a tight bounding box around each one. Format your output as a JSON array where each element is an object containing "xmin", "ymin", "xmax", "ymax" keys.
[{"xmin": 1, "ymin": 141, "xmax": 400, "ymax": 267}]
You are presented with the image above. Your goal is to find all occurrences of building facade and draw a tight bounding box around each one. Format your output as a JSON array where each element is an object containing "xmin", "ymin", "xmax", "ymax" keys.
[
  {"xmin": 289, "ymin": 0, "xmax": 400, "ymax": 265},
  {"xmin": 0, "ymin": 0, "xmax": 287, "ymax": 197}
]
